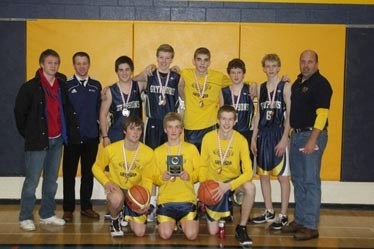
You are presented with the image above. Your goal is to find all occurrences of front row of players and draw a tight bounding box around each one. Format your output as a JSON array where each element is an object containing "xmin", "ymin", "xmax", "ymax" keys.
[{"xmin": 92, "ymin": 106, "xmax": 255, "ymax": 246}]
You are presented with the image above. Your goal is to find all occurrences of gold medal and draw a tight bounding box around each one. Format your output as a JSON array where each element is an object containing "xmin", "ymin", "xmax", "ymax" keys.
[
  {"xmin": 199, "ymin": 100, "xmax": 204, "ymax": 107},
  {"xmin": 217, "ymin": 167, "xmax": 222, "ymax": 174}
]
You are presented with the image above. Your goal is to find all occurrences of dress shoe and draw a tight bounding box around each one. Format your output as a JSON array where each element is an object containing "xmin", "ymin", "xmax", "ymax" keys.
[
  {"xmin": 281, "ymin": 220, "xmax": 304, "ymax": 233},
  {"xmin": 294, "ymin": 228, "xmax": 319, "ymax": 241},
  {"xmin": 81, "ymin": 209, "xmax": 100, "ymax": 219},
  {"xmin": 63, "ymin": 212, "xmax": 73, "ymax": 222}
]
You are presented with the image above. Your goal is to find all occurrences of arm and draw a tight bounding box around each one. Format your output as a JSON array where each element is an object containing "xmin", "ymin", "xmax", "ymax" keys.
[
  {"xmin": 250, "ymin": 84, "xmax": 261, "ymax": 156},
  {"xmin": 229, "ymin": 137, "xmax": 253, "ymax": 190},
  {"xmin": 14, "ymin": 84, "xmax": 30, "ymax": 138},
  {"xmin": 274, "ymin": 82, "xmax": 291, "ymax": 157},
  {"xmin": 92, "ymin": 147, "xmax": 111, "ymax": 187},
  {"xmin": 133, "ymin": 64, "xmax": 156, "ymax": 82},
  {"xmin": 219, "ymin": 90, "xmax": 224, "ymax": 107},
  {"xmin": 178, "ymin": 76, "xmax": 185, "ymax": 101},
  {"xmin": 99, "ymin": 86, "xmax": 112, "ymax": 147}
]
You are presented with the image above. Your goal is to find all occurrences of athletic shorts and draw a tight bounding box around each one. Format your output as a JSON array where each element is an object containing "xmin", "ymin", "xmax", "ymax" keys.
[
  {"xmin": 122, "ymin": 189, "xmax": 147, "ymax": 224},
  {"xmin": 144, "ymin": 118, "xmax": 167, "ymax": 149},
  {"xmin": 157, "ymin": 202, "xmax": 198, "ymax": 224},
  {"xmin": 184, "ymin": 124, "xmax": 217, "ymax": 152},
  {"xmin": 205, "ymin": 190, "xmax": 233, "ymax": 222},
  {"xmin": 256, "ymin": 126, "xmax": 290, "ymax": 176}
]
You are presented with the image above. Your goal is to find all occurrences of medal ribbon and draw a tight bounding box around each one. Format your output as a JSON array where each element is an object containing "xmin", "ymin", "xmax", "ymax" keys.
[
  {"xmin": 156, "ymin": 71, "xmax": 170, "ymax": 100},
  {"xmin": 266, "ymin": 82, "xmax": 278, "ymax": 109},
  {"xmin": 230, "ymin": 86, "xmax": 242, "ymax": 111},
  {"xmin": 117, "ymin": 81, "xmax": 133, "ymax": 109},
  {"xmin": 217, "ymin": 133, "xmax": 234, "ymax": 166},
  {"xmin": 194, "ymin": 73, "xmax": 208, "ymax": 101},
  {"xmin": 122, "ymin": 142, "xmax": 140, "ymax": 177}
]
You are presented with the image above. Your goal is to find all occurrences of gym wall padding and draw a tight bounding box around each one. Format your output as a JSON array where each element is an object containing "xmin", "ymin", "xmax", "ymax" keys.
[
  {"xmin": 0, "ymin": 21, "xmax": 26, "ymax": 176},
  {"xmin": 27, "ymin": 20, "xmax": 134, "ymax": 87},
  {"xmin": 240, "ymin": 23, "xmax": 345, "ymax": 180},
  {"xmin": 342, "ymin": 28, "xmax": 374, "ymax": 182}
]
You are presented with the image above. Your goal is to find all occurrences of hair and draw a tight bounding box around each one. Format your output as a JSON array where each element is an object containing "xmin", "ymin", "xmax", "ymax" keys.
[
  {"xmin": 115, "ymin": 56, "xmax": 134, "ymax": 72},
  {"xmin": 261, "ymin": 53, "xmax": 281, "ymax": 67},
  {"xmin": 156, "ymin": 44, "xmax": 175, "ymax": 59},
  {"xmin": 72, "ymin": 51, "xmax": 90, "ymax": 64},
  {"xmin": 227, "ymin": 58, "xmax": 246, "ymax": 74},
  {"xmin": 123, "ymin": 115, "xmax": 144, "ymax": 132},
  {"xmin": 39, "ymin": 49, "xmax": 60, "ymax": 65},
  {"xmin": 194, "ymin": 47, "xmax": 211, "ymax": 60},
  {"xmin": 217, "ymin": 105, "xmax": 237, "ymax": 120},
  {"xmin": 163, "ymin": 112, "xmax": 184, "ymax": 130}
]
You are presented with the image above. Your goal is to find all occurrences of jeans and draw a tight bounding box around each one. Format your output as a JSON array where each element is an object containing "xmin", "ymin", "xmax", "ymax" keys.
[
  {"xmin": 290, "ymin": 130, "xmax": 327, "ymax": 229},
  {"xmin": 19, "ymin": 137, "xmax": 63, "ymax": 221}
]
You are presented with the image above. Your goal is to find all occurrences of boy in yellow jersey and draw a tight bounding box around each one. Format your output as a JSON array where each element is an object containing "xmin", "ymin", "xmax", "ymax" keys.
[
  {"xmin": 200, "ymin": 105, "xmax": 256, "ymax": 246},
  {"xmin": 92, "ymin": 116, "xmax": 154, "ymax": 238},
  {"xmin": 178, "ymin": 47, "xmax": 231, "ymax": 152},
  {"xmin": 153, "ymin": 112, "xmax": 201, "ymax": 240}
]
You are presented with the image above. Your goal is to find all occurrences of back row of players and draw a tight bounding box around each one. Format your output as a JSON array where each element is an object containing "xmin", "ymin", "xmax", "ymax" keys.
[{"xmin": 88, "ymin": 45, "xmax": 291, "ymax": 246}]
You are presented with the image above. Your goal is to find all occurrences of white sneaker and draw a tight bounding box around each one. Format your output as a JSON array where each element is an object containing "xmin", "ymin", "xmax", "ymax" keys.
[
  {"xmin": 20, "ymin": 219, "xmax": 36, "ymax": 231},
  {"xmin": 40, "ymin": 216, "xmax": 65, "ymax": 226}
]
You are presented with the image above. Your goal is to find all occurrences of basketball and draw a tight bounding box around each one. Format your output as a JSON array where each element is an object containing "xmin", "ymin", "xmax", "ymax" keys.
[
  {"xmin": 198, "ymin": 180, "xmax": 220, "ymax": 206},
  {"xmin": 125, "ymin": 185, "xmax": 150, "ymax": 214}
]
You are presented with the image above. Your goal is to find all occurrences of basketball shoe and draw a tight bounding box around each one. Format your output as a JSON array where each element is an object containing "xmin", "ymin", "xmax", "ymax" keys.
[{"xmin": 252, "ymin": 209, "xmax": 275, "ymax": 223}]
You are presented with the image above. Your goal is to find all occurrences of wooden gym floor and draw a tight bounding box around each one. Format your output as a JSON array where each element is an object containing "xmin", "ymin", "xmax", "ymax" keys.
[{"xmin": 0, "ymin": 204, "xmax": 373, "ymax": 249}]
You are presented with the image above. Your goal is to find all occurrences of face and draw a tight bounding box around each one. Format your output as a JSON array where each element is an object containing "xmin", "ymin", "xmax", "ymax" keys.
[
  {"xmin": 217, "ymin": 111, "xmax": 236, "ymax": 134},
  {"xmin": 157, "ymin": 51, "xmax": 173, "ymax": 72},
  {"xmin": 229, "ymin": 68, "xmax": 245, "ymax": 85},
  {"xmin": 300, "ymin": 51, "xmax": 318, "ymax": 79},
  {"xmin": 73, "ymin": 55, "xmax": 90, "ymax": 78},
  {"xmin": 164, "ymin": 120, "xmax": 183, "ymax": 141},
  {"xmin": 193, "ymin": 54, "xmax": 211, "ymax": 74},
  {"xmin": 124, "ymin": 123, "xmax": 142, "ymax": 144},
  {"xmin": 40, "ymin": 55, "xmax": 60, "ymax": 77},
  {"xmin": 263, "ymin": 60, "xmax": 280, "ymax": 78},
  {"xmin": 117, "ymin": 63, "xmax": 133, "ymax": 83}
]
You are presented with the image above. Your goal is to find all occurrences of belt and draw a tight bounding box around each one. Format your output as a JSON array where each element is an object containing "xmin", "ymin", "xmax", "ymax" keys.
[{"xmin": 293, "ymin": 127, "xmax": 313, "ymax": 133}]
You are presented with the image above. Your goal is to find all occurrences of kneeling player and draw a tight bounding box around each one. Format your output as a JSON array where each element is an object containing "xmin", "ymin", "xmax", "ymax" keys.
[
  {"xmin": 92, "ymin": 116, "xmax": 154, "ymax": 237},
  {"xmin": 153, "ymin": 112, "xmax": 201, "ymax": 240},
  {"xmin": 200, "ymin": 105, "xmax": 256, "ymax": 246}
]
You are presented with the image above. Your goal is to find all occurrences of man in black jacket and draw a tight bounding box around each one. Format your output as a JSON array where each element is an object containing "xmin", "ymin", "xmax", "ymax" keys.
[
  {"xmin": 14, "ymin": 49, "xmax": 68, "ymax": 231},
  {"xmin": 62, "ymin": 52, "xmax": 102, "ymax": 222}
]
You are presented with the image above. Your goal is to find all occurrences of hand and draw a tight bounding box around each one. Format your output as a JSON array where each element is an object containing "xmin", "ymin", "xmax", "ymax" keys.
[
  {"xmin": 211, "ymin": 181, "xmax": 230, "ymax": 203},
  {"xmin": 102, "ymin": 136, "xmax": 111, "ymax": 147},
  {"xmin": 274, "ymin": 139, "xmax": 288, "ymax": 157},
  {"xmin": 104, "ymin": 181, "xmax": 120, "ymax": 195},
  {"xmin": 281, "ymin": 74, "xmax": 291, "ymax": 83},
  {"xmin": 250, "ymin": 140, "xmax": 257, "ymax": 156},
  {"xmin": 300, "ymin": 141, "xmax": 319, "ymax": 154},
  {"xmin": 179, "ymin": 171, "xmax": 190, "ymax": 181},
  {"xmin": 170, "ymin": 65, "xmax": 181, "ymax": 73},
  {"xmin": 145, "ymin": 64, "xmax": 156, "ymax": 76}
]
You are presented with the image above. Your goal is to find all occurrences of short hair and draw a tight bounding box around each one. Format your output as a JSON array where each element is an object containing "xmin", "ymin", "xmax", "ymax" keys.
[
  {"xmin": 123, "ymin": 115, "xmax": 144, "ymax": 132},
  {"xmin": 194, "ymin": 47, "xmax": 211, "ymax": 60},
  {"xmin": 163, "ymin": 112, "xmax": 184, "ymax": 130},
  {"xmin": 39, "ymin": 49, "xmax": 60, "ymax": 65},
  {"xmin": 227, "ymin": 58, "xmax": 246, "ymax": 75},
  {"xmin": 261, "ymin": 53, "xmax": 281, "ymax": 67},
  {"xmin": 156, "ymin": 44, "xmax": 175, "ymax": 59},
  {"xmin": 115, "ymin": 56, "xmax": 134, "ymax": 72},
  {"xmin": 72, "ymin": 51, "xmax": 90, "ymax": 64},
  {"xmin": 217, "ymin": 105, "xmax": 237, "ymax": 120}
]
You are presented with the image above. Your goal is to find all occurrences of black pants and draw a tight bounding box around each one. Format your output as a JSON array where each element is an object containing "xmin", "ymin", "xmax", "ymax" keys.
[{"xmin": 62, "ymin": 139, "xmax": 99, "ymax": 212}]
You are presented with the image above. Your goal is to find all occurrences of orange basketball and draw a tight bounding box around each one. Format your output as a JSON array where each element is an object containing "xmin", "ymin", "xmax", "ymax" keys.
[
  {"xmin": 125, "ymin": 185, "xmax": 150, "ymax": 214},
  {"xmin": 198, "ymin": 180, "xmax": 220, "ymax": 206}
]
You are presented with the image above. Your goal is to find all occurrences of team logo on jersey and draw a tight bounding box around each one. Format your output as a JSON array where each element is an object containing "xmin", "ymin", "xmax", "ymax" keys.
[{"xmin": 302, "ymin": 87, "xmax": 309, "ymax": 93}]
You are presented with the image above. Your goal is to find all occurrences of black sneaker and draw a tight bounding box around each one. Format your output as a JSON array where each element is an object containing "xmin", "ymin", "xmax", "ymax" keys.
[
  {"xmin": 252, "ymin": 209, "xmax": 275, "ymax": 224},
  {"xmin": 235, "ymin": 225, "xmax": 253, "ymax": 246},
  {"xmin": 269, "ymin": 214, "xmax": 288, "ymax": 230},
  {"xmin": 110, "ymin": 217, "xmax": 124, "ymax": 237}
]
